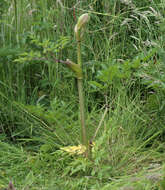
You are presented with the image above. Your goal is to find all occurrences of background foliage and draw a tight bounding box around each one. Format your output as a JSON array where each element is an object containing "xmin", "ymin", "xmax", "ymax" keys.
[{"xmin": 0, "ymin": 0, "xmax": 165, "ymax": 189}]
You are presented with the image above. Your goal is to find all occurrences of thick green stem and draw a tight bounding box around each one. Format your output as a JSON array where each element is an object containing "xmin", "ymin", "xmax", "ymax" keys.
[
  {"xmin": 77, "ymin": 79, "xmax": 87, "ymax": 146},
  {"xmin": 77, "ymin": 38, "xmax": 90, "ymax": 158},
  {"xmin": 77, "ymin": 41, "xmax": 85, "ymax": 141}
]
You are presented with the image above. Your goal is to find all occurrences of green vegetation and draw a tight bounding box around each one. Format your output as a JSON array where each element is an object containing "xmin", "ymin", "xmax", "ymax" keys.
[{"xmin": 0, "ymin": 0, "xmax": 165, "ymax": 189}]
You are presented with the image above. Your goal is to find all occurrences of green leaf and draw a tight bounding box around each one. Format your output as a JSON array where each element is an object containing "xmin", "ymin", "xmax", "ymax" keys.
[{"xmin": 88, "ymin": 81, "xmax": 104, "ymax": 89}]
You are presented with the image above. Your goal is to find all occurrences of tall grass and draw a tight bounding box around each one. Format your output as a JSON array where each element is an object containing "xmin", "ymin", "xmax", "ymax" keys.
[{"xmin": 0, "ymin": 0, "xmax": 165, "ymax": 189}]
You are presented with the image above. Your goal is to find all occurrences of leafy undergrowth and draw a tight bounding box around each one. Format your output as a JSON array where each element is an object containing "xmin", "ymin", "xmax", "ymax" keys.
[
  {"xmin": 1, "ymin": 97, "xmax": 165, "ymax": 190},
  {"xmin": 1, "ymin": 87, "xmax": 164, "ymax": 190},
  {"xmin": 1, "ymin": 134, "xmax": 165, "ymax": 190}
]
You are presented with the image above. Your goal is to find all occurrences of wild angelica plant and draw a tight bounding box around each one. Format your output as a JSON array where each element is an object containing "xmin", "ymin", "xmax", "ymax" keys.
[
  {"xmin": 57, "ymin": 14, "xmax": 90, "ymax": 158},
  {"xmin": 74, "ymin": 13, "xmax": 90, "ymax": 158}
]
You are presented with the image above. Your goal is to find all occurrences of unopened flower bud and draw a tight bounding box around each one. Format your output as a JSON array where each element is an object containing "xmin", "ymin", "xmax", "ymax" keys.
[{"xmin": 74, "ymin": 13, "xmax": 90, "ymax": 41}]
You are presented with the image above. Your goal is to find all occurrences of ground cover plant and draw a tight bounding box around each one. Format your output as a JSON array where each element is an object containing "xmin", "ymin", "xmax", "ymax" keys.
[{"xmin": 0, "ymin": 0, "xmax": 165, "ymax": 189}]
